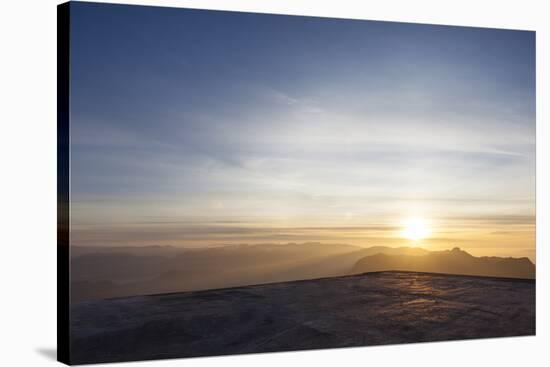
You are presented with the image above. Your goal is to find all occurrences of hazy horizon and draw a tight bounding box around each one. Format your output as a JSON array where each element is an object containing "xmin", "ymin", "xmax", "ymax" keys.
[{"xmin": 69, "ymin": 4, "xmax": 535, "ymax": 262}]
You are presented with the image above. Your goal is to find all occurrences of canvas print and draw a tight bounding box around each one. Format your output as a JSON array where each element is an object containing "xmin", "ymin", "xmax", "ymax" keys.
[{"xmin": 57, "ymin": 1, "xmax": 536, "ymax": 365}]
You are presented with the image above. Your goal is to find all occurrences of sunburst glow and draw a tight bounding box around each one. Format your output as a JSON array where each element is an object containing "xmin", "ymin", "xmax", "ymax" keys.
[{"xmin": 401, "ymin": 217, "xmax": 431, "ymax": 241}]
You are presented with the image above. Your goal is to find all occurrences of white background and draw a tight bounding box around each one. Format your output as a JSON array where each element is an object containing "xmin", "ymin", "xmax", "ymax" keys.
[{"xmin": 0, "ymin": 0, "xmax": 547, "ymax": 366}]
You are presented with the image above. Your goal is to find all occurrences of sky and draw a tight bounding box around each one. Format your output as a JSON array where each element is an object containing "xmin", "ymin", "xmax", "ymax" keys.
[{"xmin": 69, "ymin": 2, "xmax": 536, "ymax": 260}]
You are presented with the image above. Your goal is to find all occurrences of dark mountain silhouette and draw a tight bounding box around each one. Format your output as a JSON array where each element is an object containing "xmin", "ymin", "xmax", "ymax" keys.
[
  {"xmin": 350, "ymin": 247, "xmax": 535, "ymax": 279},
  {"xmin": 70, "ymin": 243, "xmax": 535, "ymax": 303},
  {"xmin": 272, "ymin": 245, "xmax": 429, "ymax": 280}
]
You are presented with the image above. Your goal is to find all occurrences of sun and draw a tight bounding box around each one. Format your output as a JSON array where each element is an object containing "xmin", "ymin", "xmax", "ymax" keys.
[{"xmin": 401, "ymin": 217, "xmax": 431, "ymax": 241}]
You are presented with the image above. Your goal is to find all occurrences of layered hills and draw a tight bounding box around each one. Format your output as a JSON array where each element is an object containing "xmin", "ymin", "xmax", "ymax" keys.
[{"xmin": 71, "ymin": 243, "xmax": 535, "ymax": 302}]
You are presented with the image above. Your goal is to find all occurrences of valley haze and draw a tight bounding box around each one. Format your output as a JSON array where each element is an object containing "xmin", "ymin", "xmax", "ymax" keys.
[{"xmin": 71, "ymin": 243, "xmax": 535, "ymax": 303}]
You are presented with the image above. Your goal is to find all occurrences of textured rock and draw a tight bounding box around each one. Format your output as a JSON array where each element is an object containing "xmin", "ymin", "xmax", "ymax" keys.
[{"xmin": 70, "ymin": 271, "xmax": 535, "ymax": 364}]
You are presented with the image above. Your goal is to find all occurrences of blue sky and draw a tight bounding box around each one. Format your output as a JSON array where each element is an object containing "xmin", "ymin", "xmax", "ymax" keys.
[{"xmin": 69, "ymin": 2, "xmax": 535, "ymax": 259}]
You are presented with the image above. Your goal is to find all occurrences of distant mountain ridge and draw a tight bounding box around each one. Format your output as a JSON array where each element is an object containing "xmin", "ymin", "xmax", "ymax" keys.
[
  {"xmin": 350, "ymin": 247, "xmax": 535, "ymax": 279},
  {"xmin": 70, "ymin": 243, "xmax": 535, "ymax": 302}
]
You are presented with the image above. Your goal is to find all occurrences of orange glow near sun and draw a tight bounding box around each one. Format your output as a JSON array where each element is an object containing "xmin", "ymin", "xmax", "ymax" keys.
[{"xmin": 401, "ymin": 217, "xmax": 431, "ymax": 241}]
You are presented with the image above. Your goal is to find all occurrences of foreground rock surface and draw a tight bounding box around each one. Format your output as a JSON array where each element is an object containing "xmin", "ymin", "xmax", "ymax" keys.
[{"xmin": 70, "ymin": 271, "xmax": 535, "ymax": 364}]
